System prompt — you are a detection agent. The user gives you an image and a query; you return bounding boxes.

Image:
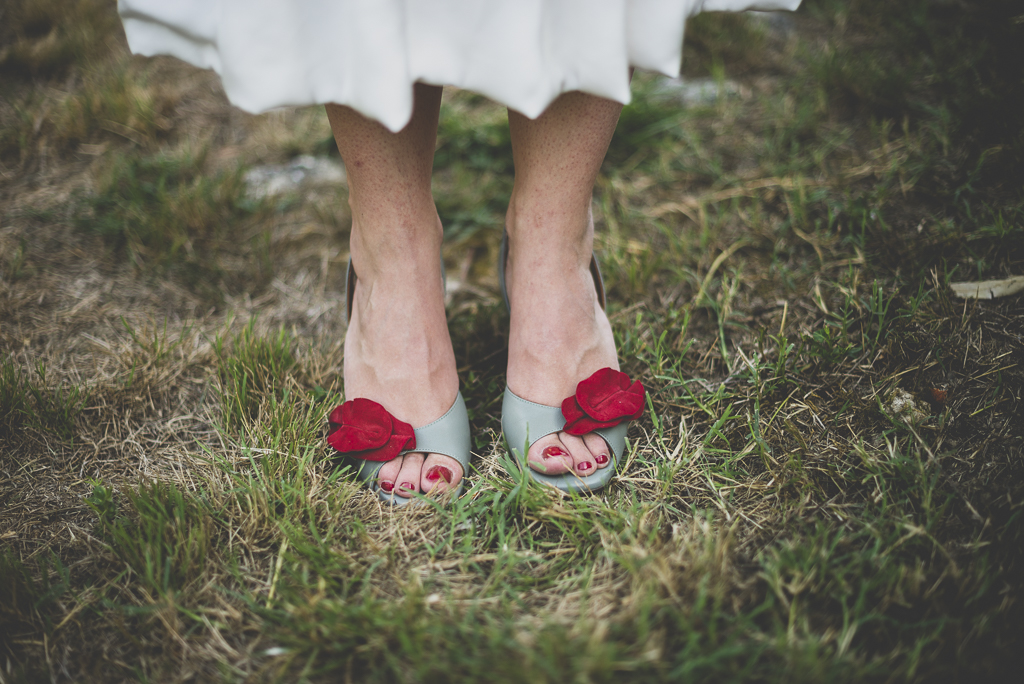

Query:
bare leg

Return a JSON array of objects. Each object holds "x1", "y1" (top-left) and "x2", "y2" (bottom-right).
[
  {"x1": 504, "y1": 91, "x2": 624, "y2": 477},
  {"x1": 326, "y1": 84, "x2": 462, "y2": 496}
]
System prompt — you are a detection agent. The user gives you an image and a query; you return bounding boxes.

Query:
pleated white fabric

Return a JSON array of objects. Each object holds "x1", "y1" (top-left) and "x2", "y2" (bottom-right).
[{"x1": 118, "y1": 0, "x2": 801, "y2": 132}]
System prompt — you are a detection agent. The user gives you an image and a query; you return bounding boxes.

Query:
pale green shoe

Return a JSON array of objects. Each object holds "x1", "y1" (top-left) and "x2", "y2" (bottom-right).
[
  {"x1": 501, "y1": 387, "x2": 626, "y2": 493},
  {"x1": 498, "y1": 232, "x2": 627, "y2": 493},
  {"x1": 346, "y1": 392, "x2": 471, "y2": 505},
  {"x1": 339, "y1": 259, "x2": 470, "y2": 506}
]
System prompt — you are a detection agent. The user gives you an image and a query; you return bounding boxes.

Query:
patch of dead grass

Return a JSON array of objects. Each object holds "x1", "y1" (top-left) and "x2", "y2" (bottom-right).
[{"x1": 1, "y1": 0, "x2": 1022, "y2": 681}]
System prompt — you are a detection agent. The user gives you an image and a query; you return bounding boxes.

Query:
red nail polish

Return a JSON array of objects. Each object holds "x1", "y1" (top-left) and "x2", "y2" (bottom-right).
[
  {"x1": 595, "y1": 453, "x2": 608, "y2": 465},
  {"x1": 380, "y1": 481, "x2": 394, "y2": 492},
  {"x1": 543, "y1": 446, "x2": 567, "y2": 459},
  {"x1": 578, "y1": 461, "x2": 593, "y2": 472},
  {"x1": 427, "y1": 466, "x2": 452, "y2": 483},
  {"x1": 400, "y1": 481, "x2": 415, "y2": 492}
]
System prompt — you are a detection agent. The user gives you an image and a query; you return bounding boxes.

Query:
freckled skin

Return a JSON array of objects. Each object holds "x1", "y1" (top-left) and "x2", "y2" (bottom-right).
[
  {"x1": 504, "y1": 93, "x2": 623, "y2": 476},
  {"x1": 325, "y1": 86, "x2": 624, "y2": 496},
  {"x1": 327, "y1": 85, "x2": 460, "y2": 497}
]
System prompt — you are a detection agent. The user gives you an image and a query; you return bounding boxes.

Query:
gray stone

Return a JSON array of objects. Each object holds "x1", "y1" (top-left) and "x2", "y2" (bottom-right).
[
  {"x1": 244, "y1": 155, "x2": 346, "y2": 199},
  {"x1": 747, "y1": 10, "x2": 798, "y2": 39},
  {"x1": 652, "y1": 77, "x2": 742, "y2": 106}
]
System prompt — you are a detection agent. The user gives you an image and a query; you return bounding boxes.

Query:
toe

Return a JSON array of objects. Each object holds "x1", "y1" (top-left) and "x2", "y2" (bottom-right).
[
  {"x1": 527, "y1": 434, "x2": 573, "y2": 475},
  {"x1": 559, "y1": 432, "x2": 597, "y2": 478},
  {"x1": 395, "y1": 452, "x2": 425, "y2": 497},
  {"x1": 377, "y1": 457, "x2": 403, "y2": 494},
  {"x1": 421, "y1": 454, "x2": 463, "y2": 494},
  {"x1": 582, "y1": 433, "x2": 612, "y2": 469}
]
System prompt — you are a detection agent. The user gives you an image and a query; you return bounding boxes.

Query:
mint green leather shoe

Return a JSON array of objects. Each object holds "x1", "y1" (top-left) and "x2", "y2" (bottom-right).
[
  {"x1": 501, "y1": 385, "x2": 626, "y2": 493},
  {"x1": 342, "y1": 392, "x2": 471, "y2": 505},
  {"x1": 331, "y1": 259, "x2": 471, "y2": 506},
  {"x1": 498, "y1": 232, "x2": 640, "y2": 494}
]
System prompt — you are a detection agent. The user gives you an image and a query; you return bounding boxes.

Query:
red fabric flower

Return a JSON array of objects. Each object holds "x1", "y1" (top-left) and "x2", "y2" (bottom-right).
[
  {"x1": 561, "y1": 367, "x2": 645, "y2": 436},
  {"x1": 327, "y1": 398, "x2": 415, "y2": 462}
]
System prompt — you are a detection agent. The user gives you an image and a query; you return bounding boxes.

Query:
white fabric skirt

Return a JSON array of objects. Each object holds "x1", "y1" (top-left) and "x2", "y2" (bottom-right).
[{"x1": 119, "y1": 0, "x2": 801, "y2": 132}]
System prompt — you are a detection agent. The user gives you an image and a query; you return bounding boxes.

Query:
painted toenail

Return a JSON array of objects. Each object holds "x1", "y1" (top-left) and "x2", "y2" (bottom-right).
[
  {"x1": 578, "y1": 461, "x2": 593, "y2": 472},
  {"x1": 380, "y1": 481, "x2": 394, "y2": 492},
  {"x1": 595, "y1": 453, "x2": 608, "y2": 465},
  {"x1": 543, "y1": 446, "x2": 567, "y2": 459},
  {"x1": 400, "y1": 481, "x2": 416, "y2": 492},
  {"x1": 426, "y1": 466, "x2": 452, "y2": 483}
]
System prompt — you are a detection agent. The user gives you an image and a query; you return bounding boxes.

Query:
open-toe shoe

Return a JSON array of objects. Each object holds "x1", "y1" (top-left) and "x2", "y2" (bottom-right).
[
  {"x1": 327, "y1": 260, "x2": 471, "y2": 506},
  {"x1": 498, "y1": 232, "x2": 644, "y2": 493}
]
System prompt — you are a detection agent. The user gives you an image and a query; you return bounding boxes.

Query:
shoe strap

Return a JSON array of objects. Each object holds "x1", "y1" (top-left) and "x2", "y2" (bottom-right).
[
  {"x1": 501, "y1": 386, "x2": 628, "y2": 493},
  {"x1": 502, "y1": 387, "x2": 629, "y2": 458},
  {"x1": 501, "y1": 388, "x2": 565, "y2": 448},
  {"x1": 402, "y1": 392, "x2": 471, "y2": 471},
  {"x1": 346, "y1": 258, "x2": 357, "y2": 322}
]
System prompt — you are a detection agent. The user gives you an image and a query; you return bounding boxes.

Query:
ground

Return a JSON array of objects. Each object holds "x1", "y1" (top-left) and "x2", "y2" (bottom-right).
[{"x1": 1, "y1": 0, "x2": 1023, "y2": 682}]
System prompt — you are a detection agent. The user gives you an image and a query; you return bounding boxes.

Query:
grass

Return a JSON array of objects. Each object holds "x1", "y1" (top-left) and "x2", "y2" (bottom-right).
[
  {"x1": 73, "y1": 148, "x2": 265, "y2": 297},
  {"x1": 213, "y1": 319, "x2": 300, "y2": 435},
  {"x1": 1, "y1": 0, "x2": 1023, "y2": 682},
  {"x1": 1, "y1": 356, "x2": 90, "y2": 441},
  {"x1": 86, "y1": 479, "x2": 215, "y2": 596},
  {"x1": 0, "y1": 0, "x2": 120, "y2": 79},
  {"x1": 433, "y1": 100, "x2": 514, "y2": 246},
  {"x1": 0, "y1": 0, "x2": 137, "y2": 159}
]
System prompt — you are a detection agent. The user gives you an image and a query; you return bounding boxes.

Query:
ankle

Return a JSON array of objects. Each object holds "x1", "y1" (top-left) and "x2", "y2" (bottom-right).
[
  {"x1": 350, "y1": 217, "x2": 443, "y2": 282},
  {"x1": 506, "y1": 182, "x2": 594, "y2": 237},
  {"x1": 504, "y1": 210, "x2": 594, "y2": 277}
]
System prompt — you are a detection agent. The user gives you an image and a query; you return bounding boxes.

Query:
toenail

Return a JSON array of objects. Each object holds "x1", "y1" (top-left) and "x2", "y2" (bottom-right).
[
  {"x1": 426, "y1": 466, "x2": 452, "y2": 483},
  {"x1": 595, "y1": 453, "x2": 609, "y2": 465},
  {"x1": 578, "y1": 461, "x2": 593, "y2": 472},
  {"x1": 543, "y1": 446, "x2": 567, "y2": 459},
  {"x1": 400, "y1": 481, "x2": 416, "y2": 492},
  {"x1": 380, "y1": 481, "x2": 394, "y2": 492}
]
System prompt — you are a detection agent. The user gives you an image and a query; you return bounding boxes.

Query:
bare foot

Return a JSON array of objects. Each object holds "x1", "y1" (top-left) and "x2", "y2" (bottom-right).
[
  {"x1": 503, "y1": 217, "x2": 619, "y2": 479},
  {"x1": 344, "y1": 255, "x2": 463, "y2": 497}
]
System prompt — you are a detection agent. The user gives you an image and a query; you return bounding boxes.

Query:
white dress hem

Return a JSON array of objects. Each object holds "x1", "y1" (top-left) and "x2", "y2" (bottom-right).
[{"x1": 118, "y1": 0, "x2": 801, "y2": 131}]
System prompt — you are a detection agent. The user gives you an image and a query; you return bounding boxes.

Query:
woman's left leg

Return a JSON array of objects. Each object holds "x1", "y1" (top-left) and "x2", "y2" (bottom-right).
[{"x1": 503, "y1": 91, "x2": 624, "y2": 478}]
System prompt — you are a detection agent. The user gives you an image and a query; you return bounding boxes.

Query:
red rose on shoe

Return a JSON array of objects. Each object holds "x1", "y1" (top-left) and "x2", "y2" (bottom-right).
[
  {"x1": 561, "y1": 367, "x2": 645, "y2": 436},
  {"x1": 327, "y1": 398, "x2": 415, "y2": 462}
]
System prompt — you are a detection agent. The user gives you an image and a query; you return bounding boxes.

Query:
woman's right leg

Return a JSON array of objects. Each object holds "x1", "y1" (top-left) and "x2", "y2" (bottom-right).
[{"x1": 326, "y1": 84, "x2": 463, "y2": 496}]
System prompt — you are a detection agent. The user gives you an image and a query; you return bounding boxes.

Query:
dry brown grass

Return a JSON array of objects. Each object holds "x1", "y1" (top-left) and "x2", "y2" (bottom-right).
[{"x1": 2, "y1": 1, "x2": 1023, "y2": 682}]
